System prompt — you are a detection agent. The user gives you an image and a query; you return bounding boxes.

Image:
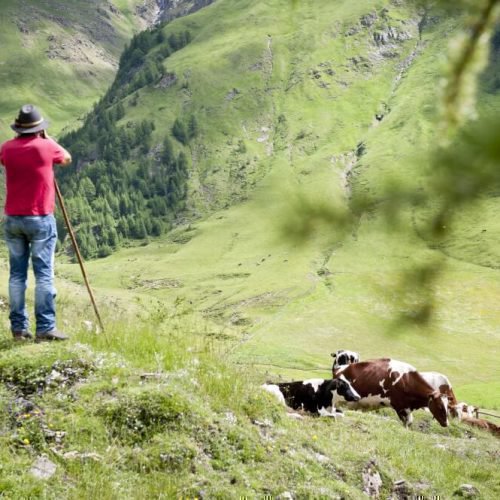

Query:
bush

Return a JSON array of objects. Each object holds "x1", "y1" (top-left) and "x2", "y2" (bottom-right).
[{"x1": 97, "y1": 387, "x2": 191, "y2": 444}]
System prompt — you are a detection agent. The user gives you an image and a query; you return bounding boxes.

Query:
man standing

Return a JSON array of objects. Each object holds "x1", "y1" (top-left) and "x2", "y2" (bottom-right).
[{"x1": 0, "y1": 105, "x2": 71, "y2": 342}]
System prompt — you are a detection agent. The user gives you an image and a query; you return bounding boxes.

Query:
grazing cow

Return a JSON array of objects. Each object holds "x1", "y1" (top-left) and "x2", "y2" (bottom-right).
[
  {"x1": 462, "y1": 416, "x2": 500, "y2": 438},
  {"x1": 420, "y1": 371, "x2": 459, "y2": 414},
  {"x1": 331, "y1": 349, "x2": 360, "y2": 371},
  {"x1": 450, "y1": 402, "x2": 476, "y2": 420},
  {"x1": 262, "y1": 377, "x2": 361, "y2": 416},
  {"x1": 334, "y1": 359, "x2": 449, "y2": 427},
  {"x1": 331, "y1": 355, "x2": 462, "y2": 421}
]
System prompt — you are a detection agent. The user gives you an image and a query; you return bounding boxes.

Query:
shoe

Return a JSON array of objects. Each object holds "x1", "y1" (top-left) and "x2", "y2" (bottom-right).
[
  {"x1": 35, "y1": 330, "x2": 69, "y2": 343},
  {"x1": 12, "y1": 330, "x2": 33, "y2": 341}
]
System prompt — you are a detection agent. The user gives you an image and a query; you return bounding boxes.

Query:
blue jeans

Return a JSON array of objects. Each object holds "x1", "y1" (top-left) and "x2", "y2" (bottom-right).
[{"x1": 4, "y1": 215, "x2": 57, "y2": 334}]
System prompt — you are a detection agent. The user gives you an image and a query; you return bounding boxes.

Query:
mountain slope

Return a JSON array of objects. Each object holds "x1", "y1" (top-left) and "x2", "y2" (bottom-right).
[
  {"x1": 0, "y1": 0, "x2": 215, "y2": 140},
  {"x1": 58, "y1": 0, "x2": 425, "y2": 255},
  {"x1": 51, "y1": 0, "x2": 500, "y2": 408},
  {"x1": 0, "y1": 0, "x2": 138, "y2": 140}
]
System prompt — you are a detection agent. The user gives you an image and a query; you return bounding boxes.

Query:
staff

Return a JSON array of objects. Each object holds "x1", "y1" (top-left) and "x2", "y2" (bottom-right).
[{"x1": 54, "y1": 179, "x2": 104, "y2": 333}]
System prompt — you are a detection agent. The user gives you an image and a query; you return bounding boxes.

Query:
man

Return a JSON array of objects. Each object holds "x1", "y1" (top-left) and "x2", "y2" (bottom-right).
[{"x1": 0, "y1": 104, "x2": 71, "y2": 342}]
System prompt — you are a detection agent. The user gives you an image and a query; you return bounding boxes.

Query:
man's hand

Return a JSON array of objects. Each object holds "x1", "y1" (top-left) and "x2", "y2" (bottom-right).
[
  {"x1": 41, "y1": 130, "x2": 72, "y2": 165},
  {"x1": 60, "y1": 151, "x2": 72, "y2": 166}
]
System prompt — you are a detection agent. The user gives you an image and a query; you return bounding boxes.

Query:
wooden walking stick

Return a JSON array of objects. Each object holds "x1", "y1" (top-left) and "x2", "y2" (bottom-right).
[{"x1": 54, "y1": 179, "x2": 105, "y2": 333}]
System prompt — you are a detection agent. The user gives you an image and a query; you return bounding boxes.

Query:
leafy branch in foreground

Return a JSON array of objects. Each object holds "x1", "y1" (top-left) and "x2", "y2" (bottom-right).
[{"x1": 439, "y1": 0, "x2": 500, "y2": 137}]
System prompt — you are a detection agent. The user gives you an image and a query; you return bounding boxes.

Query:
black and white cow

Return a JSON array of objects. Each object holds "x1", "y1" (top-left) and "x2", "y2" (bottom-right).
[
  {"x1": 262, "y1": 377, "x2": 361, "y2": 416},
  {"x1": 331, "y1": 349, "x2": 360, "y2": 370}
]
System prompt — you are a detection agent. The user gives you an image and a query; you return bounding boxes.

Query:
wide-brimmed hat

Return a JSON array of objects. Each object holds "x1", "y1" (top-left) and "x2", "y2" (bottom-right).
[{"x1": 11, "y1": 104, "x2": 49, "y2": 134}]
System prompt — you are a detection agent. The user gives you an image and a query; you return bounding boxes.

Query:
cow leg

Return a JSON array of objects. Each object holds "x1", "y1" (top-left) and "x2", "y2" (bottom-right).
[
  {"x1": 396, "y1": 408, "x2": 413, "y2": 428},
  {"x1": 318, "y1": 407, "x2": 344, "y2": 418}
]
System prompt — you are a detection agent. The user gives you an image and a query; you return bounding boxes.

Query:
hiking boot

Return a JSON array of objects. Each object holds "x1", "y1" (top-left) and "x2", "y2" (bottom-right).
[
  {"x1": 35, "y1": 330, "x2": 69, "y2": 343},
  {"x1": 12, "y1": 330, "x2": 33, "y2": 341}
]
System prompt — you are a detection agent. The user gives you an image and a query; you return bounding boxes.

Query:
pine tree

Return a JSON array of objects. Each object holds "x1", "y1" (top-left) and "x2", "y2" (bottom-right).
[
  {"x1": 151, "y1": 219, "x2": 163, "y2": 236},
  {"x1": 161, "y1": 137, "x2": 175, "y2": 165},
  {"x1": 177, "y1": 151, "x2": 189, "y2": 180},
  {"x1": 115, "y1": 102, "x2": 125, "y2": 120},
  {"x1": 188, "y1": 115, "x2": 199, "y2": 140},
  {"x1": 98, "y1": 244, "x2": 113, "y2": 258},
  {"x1": 168, "y1": 33, "x2": 180, "y2": 50},
  {"x1": 117, "y1": 217, "x2": 129, "y2": 238},
  {"x1": 79, "y1": 177, "x2": 96, "y2": 201},
  {"x1": 172, "y1": 118, "x2": 188, "y2": 144}
]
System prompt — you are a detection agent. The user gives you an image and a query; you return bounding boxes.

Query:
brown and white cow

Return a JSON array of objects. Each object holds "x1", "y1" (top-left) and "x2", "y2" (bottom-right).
[
  {"x1": 461, "y1": 416, "x2": 500, "y2": 438},
  {"x1": 262, "y1": 377, "x2": 361, "y2": 416},
  {"x1": 420, "y1": 371, "x2": 461, "y2": 415},
  {"x1": 450, "y1": 402, "x2": 476, "y2": 420},
  {"x1": 331, "y1": 352, "x2": 463, "y2": 421},
  {"x1": 334, "y1": 359, "x2": 449, "y2": 427}
]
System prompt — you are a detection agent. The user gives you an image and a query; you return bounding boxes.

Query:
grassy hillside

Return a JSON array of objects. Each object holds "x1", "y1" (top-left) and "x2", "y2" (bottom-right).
[
  {"x1": 44, "y1": 0, "x2": 498, "y2": 405},
  {"x1": 0, "y1": 297, "x2": 498, "y2": 498},
  {"x1": 0, "y1": 0, "x2": 151, "y2": 141},
  {"x1": 0, "y1": 0, "x2": 209, "y2": 141}
]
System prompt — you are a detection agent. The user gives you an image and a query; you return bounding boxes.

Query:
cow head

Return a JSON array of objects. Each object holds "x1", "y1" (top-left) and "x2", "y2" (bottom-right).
[
  {"x1": 449, "y1": 402, "x2": 475, "y2": 420},
  {"x1": 336, "y1": 375, "x2": 361, "y2": 402},
  {"x1": 428, "y1": 392, "x2": 449, "y2": 427},
  {"x1": 331, "y1": 349, "x2": 360, "y2": 373}
]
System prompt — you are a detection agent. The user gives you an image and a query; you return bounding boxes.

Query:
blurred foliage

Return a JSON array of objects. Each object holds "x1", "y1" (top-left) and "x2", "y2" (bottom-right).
[
  {"x1": 438, "y1": 0, "x2": 499, "y2": 136},
  {"x1": 286, "y1": 0, "x2": 500, "y2": 327}
]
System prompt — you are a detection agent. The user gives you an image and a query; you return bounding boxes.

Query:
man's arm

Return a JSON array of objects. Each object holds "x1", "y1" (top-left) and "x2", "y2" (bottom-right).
[
  {"x1": 58, "y1": 148, "x2": 72, "y2": 166},
  {"x1": 43, "y1": 132, "x2": 72, "y2": 166}
]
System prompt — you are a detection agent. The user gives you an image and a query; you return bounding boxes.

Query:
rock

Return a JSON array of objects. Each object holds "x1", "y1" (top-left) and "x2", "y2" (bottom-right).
[
  {"x1": 374, "y1": 27, "x2": 412, "y2": 45},
  {"x1": 249, "y1": 61, "x2": 263, "y2": 71},
  {"x1": 46, "y1": 369, "x2": 63, "y2": 386},
  {"x1": 252, "y1": 418, "x2": 273, "y2": 428},
  {"x1": 155, "y1": 72, "x2": 177, "y2": 89},
  {"x1": 277, "y1": 492, "x2": 294, "y2": 500},
  {"x1": 350, "y1": 56, "x2": 371, "y2": 70},
  {"x1": 30, "y1": 456, "x2": 57, "y2": 480},
  {"x1": 391, "y1": 479, "x2": 412, "y2": 499},
  {"x1": 83, "y1": 320, "x2": 94, "y2": 332},
  {"x1": 362, "y1": 460, "x2": 382, "y2": 498},
  {"x1": 225, "y1": 88, "x2": 240, "y2": 101},
  {"x1": 223, "y1": 411, "x2": 237, "y2": 425},
  {"x1": 374, "y1": 31, "x2": 390, "y2": 45},
  {"x1": 346, "y1": 25, "x2": 361, "y2": 36},
  {"x1": 42, "y1": 427, "x2": 66, "y2": 444},
  {"x1": 63, "y1": 451, "x2": 103, "y2": 462},
  {"x1": 454, "y1": 484, "x2": 480, "y2": 498},
  {"x1": 360, "y1": 12, "x2": 378, "y2": 27},
  {"x1": 314, "y1": 452, "x2": 329, "y2": 463}
]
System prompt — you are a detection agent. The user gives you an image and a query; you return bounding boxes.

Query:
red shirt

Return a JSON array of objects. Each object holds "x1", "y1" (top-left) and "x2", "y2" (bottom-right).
[{"x1": 0, "y1": 135, "x2": 66, "y2": 215}]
